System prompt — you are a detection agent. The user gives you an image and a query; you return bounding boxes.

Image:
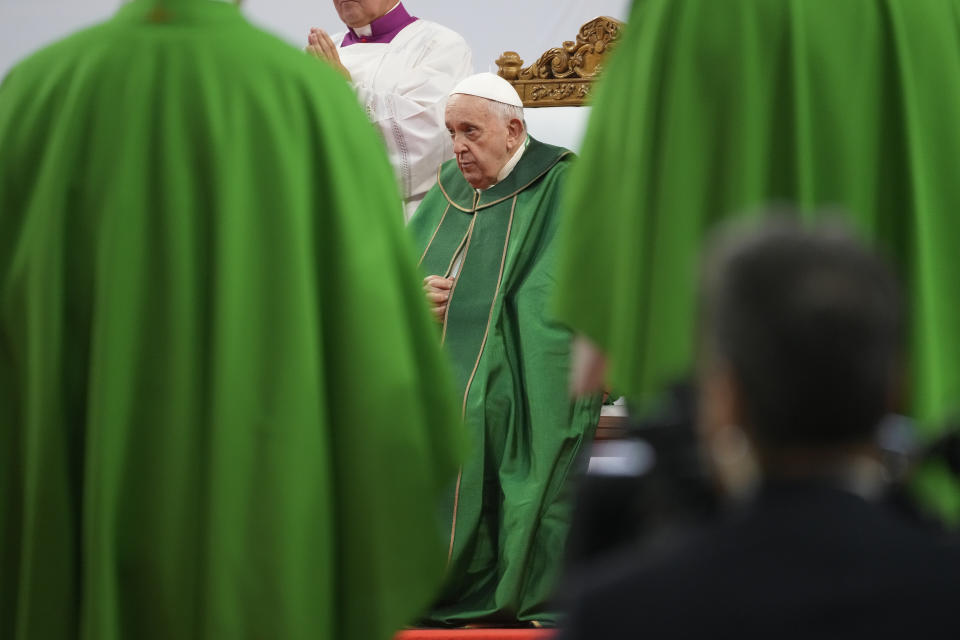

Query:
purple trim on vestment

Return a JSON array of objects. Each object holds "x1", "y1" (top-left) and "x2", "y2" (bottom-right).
[{"x1": 341, "y1": 3, "x2": 418, "y2": 46}]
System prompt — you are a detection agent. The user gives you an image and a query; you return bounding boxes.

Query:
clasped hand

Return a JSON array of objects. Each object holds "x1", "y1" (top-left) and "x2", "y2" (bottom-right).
[
  {"x1": 306, "y1": 28, "x2": 352, "y2": 81},
  {"x1": 424, "y1": 275, "x2": 454, "y2": 322}
]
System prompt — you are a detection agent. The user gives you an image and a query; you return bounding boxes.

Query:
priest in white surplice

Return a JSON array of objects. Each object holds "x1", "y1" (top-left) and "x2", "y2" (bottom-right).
[{"x1": 308, "y1": 1, "x2": 473, "y2": 219}]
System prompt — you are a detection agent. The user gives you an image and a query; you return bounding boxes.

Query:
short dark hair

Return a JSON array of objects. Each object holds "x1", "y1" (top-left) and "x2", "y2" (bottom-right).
[{"x1": 700, "y1": 216, "x2": 904, "y2": 447}]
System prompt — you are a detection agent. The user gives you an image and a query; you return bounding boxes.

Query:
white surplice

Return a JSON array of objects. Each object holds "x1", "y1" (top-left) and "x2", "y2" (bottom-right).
[{"x1": 335, "y1": 21, "x2": 473, "y2": 220}]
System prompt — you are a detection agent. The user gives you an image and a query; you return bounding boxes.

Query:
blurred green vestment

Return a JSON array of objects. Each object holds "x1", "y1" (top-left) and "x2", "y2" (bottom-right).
[
  {"x1": 554, "y1": 0, "x2": 960, "y2": 519},
  {"x1": 410, "y1": 137, "x2": 601, "y2": 626},
  {"x1": 0, "y1": 1, "x2": 463, "y2": 638}
]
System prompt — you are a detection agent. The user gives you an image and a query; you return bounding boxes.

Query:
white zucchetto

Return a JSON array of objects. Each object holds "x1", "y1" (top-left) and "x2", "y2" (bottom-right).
[{"x1": 450, "y1": 72, "x2": 523, "y2": 107}]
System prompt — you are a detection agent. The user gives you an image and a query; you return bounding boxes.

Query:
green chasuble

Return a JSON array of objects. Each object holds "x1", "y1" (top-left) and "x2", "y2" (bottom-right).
[
  {"x1": 0, "y1": 1, "x2": 464, "y2": 638},
  {"x1": 554, "y1": 0, "x2": 960, "y2": 520},
  {"x1": 409, "y1": 137, "x2": 601, "y2": 626}
]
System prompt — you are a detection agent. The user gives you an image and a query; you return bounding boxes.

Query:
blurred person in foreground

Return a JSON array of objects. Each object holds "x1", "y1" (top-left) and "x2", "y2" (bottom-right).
[
  {"x1": 561, "y1": 219, "x2": 960, "y2": 640},
  {"x1": 307, "y1": 0, "x2": 473, "y2": 220},
  {"x1": 555, "y1": 0, "x2": 960, "y2": 520},
  {"x1": 0, "y1": 1, "x2": 463, "y2": 638},
  {"x1": 410, "y1": 73, "x2": 602, "y2": 627}
]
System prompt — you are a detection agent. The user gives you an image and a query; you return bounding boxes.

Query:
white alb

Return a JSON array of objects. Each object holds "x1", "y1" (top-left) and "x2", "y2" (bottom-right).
[{"x1": 335, "y1": 20, "x2": 473, "y2": 220}]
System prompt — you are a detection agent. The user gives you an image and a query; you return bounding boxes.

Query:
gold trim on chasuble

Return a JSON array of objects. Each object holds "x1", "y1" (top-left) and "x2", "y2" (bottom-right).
[
  {"x1": 436, "y1": 152, "x2": 572, "y2": 213},
  {"x1": 439, "y1": 217, "x2": 475, "y2": 345},
  {"x1": 418, "y1": 203, "x2": 452, "y2": 265},
  {"x1": 423, "y1": 142, "x2": 570, "y2": 563},
  {"x1": 439, "y1": 192, "x2": 480, "y2": 343},
  {"x1": 445, "y1": 195, "x2": 518, "y2": 562}
]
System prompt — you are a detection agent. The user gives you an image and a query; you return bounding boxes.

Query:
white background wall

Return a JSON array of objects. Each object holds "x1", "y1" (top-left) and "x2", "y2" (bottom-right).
[{"x1": 0, "y1": 0, "x2": 632, "y2": 149}]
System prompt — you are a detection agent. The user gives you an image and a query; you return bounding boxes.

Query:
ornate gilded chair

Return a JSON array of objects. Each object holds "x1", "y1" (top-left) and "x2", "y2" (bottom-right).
[{"x1": 495, "y1": 16, "x2": 623, "y2": 108}]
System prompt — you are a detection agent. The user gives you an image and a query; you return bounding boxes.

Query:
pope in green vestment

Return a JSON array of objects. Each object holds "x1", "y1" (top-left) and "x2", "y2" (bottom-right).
[
  {"x1": 0, "y1": 1, "x2": 464, "y2": 638},
  {"x1": 409, "y1": 73, "x2": 601, "y2": 626},
  {"x1": 554, "y1": 0, "x2": 960, "y2": 521}
]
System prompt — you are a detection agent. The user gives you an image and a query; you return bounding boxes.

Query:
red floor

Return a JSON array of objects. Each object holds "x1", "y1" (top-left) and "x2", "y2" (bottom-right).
[{"x1": 395, "y1": 630, "x2": 556, "y2": 640}]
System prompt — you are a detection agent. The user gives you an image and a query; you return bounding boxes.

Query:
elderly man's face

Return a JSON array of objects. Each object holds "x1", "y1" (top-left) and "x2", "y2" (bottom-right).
[
  {"x1": 446, "y1": 94, "x2": 524, "y2": 190},
  {"x1": 332, "y1": 0, "x2": 395, "y2": 28}
]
